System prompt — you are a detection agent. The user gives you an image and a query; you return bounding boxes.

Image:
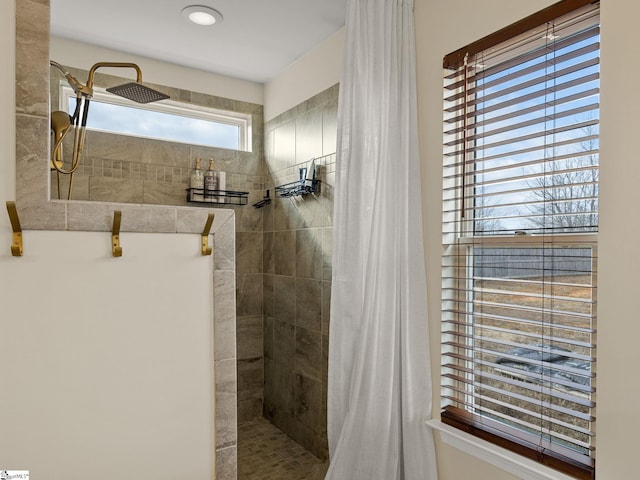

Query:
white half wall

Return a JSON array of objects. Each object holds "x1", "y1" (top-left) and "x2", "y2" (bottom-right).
[{"x1": 0, "y1": 231, "x2": 215, "y2": 480}]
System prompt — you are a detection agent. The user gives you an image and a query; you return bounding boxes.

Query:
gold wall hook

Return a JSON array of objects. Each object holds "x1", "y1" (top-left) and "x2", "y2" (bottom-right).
[
  {"x1": 201, "y1": 212, "x2": 215, "y2": 256},
  {"x1": 112, "y1": 210, "x2": 122, "y2": 257},
  {"x1": 6, "y1": 201, "x2": 23, "y2": 256}
]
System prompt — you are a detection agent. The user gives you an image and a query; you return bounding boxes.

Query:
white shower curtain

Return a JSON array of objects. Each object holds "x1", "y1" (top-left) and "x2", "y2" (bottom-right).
[{"x1": 326, "y1": 0, "x2": 438, "y2": 479}]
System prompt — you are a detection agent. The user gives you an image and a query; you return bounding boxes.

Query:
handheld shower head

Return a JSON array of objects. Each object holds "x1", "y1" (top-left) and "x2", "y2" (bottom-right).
[{"x1": 106, "y1": 82, "x2": 169, "y2": 104}]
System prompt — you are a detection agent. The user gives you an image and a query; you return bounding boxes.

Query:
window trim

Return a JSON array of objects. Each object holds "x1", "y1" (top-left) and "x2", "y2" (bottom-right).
[
  {"x1": 59, "y1": 83, "x2": 253, "y2": 152},
  {"x1": 428, "y1": 420, "x2": 580, "y2": 480},
  {"x1": 443, "y1": 0, "x2": 599, "y2": 70}
]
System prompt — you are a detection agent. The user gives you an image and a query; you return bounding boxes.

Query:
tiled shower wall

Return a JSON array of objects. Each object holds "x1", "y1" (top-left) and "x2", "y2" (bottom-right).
[
  {"x1": 262, "y1": 84, "x2": 338, "y2": 459},
  {"x1": 47, "y1": 53, "x2": 339, "y2": 460},
  {"x1": 49, "y1": 66, "x2": 264, "y2": 207}
]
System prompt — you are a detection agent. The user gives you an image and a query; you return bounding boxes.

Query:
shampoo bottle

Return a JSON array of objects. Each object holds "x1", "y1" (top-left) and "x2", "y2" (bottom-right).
[
  {"x1": 204, "y1": 158, "x2": 218, "y2": 202},
  {"x1": 190, "y1": 157, "x2": 204, "y2": 201},
  {"x1": 216, "y1": 171, "x2": 226, "y2": 203}
]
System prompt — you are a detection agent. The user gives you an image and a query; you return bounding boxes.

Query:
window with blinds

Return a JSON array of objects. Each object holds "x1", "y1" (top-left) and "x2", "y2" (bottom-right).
[{"x1": 440, "y1": 1, "x2": 599, "y2": 479}]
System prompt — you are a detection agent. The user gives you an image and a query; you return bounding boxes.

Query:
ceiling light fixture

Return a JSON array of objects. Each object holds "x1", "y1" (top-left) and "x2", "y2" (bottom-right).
[{"x1": 182, "y1": 5, "x2": 223, "y2": 26}]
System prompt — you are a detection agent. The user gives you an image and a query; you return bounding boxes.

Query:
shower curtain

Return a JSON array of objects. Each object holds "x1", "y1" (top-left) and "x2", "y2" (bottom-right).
[{"x1": 325, "y1": 0, "x2": 438, "y2": 479}]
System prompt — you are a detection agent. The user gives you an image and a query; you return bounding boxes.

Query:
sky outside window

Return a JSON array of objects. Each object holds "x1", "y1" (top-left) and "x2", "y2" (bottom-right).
[{"x1": 65, "y1": 92, "x2": 247, "y2": 151}]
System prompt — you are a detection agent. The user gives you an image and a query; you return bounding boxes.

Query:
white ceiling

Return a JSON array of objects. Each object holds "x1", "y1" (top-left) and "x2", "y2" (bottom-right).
[{"x1": 50, "y1": 0, "x2": 348, "y2": 84}]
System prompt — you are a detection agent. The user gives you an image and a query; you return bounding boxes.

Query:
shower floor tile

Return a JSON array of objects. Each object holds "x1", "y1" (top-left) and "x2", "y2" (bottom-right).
[{"x1": 238, "y1": 416, "x2": 328, "y2": 480}]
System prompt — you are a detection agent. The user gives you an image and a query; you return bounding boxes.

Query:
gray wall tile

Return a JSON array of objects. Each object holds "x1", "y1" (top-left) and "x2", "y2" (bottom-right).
[
  {"x1": 296, "y1": 278, "x2": 322, "y2": 331},
  {"x1": 322, "y1": 281, "x2": 332, "y2": 335},
  {"x1": 273, "y1": 320, "x2": 296, "y2": 365},
  {"x1": 236, "y1": 231, "x2": 263, "y2": 274},
  {"x1": 263, "y1": 232, "x2": 274, "y2": 274},
  {"x1": 215, "y1": 445, "x2": 237, "y2": 480},
  {"x1": 295, "y1": 327, "x2": 322, "y2": 381},
  {"x1": 294, "y1": 374, "x2": 323, "y2": 433},
  {"x1": 236, "y1": 273, "x2": 263, "y2": 316},
  {"x1": 262, "y1": 85, "x2": 338, "y2": 459},
  {"x1": 263, "y1": 275, "x2": 274, "y2": 318},
  {"x1": 296, "y1": 228, "x2": 323, "y2": 279},
  {"x1": 273, "y1": 276, "x2": 296, "y2": 324},
  {"x1": 237, "y1": 316, "x2": 264, "y2": 360},
  {"x1": 273, "y1": 230, "x2": 296, "y2": 276},
  {"x1": 215, "y1": 270, "x2": 237, "y2": 361},
  {"x1": 215, "y1": 358, "x2": 238, "y2": 450},
  {"x1": 237, "y1": 357, "x2": 264, "y2": 400}
]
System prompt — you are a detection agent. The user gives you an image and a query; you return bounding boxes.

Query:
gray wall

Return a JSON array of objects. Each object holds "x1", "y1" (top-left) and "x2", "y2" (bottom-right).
[{"x1": 261, "y1": 84, "x2": 338, "y2": 459}]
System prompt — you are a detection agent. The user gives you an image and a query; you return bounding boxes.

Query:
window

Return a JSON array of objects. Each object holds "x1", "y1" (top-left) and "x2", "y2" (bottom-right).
[
  {"x1": 60, "y1": 85, "x2": 252, "y2": 152},
  {"x1": 440, "y1": 1, "x2": 599, "y2": 479}
]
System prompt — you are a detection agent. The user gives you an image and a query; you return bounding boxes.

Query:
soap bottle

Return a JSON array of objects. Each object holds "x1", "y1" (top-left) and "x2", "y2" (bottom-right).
[
  {"x1": 190, "y1": 157, "x2": 204, "y2": 201},
  {"x1": 216, "y1": 170, "x2": 226, "y2": 203},
  {"x1": 204, "y1": 158, "x2": 218, "y2": 202}
]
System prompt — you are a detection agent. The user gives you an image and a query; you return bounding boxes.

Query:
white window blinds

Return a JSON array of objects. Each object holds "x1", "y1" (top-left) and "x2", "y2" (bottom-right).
[{"x1": 440, "y1": 2, "x2": 599, "y2": 478}]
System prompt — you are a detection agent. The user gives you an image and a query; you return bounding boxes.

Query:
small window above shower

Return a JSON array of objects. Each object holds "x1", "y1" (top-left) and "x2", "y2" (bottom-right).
[{"x1": 58, "y1": 83, "x2": 253, "y2": 152}]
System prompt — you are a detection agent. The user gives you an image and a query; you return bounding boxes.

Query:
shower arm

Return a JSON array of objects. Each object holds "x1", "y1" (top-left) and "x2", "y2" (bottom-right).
[
  {"x1": 86, "y1": 62, "x2": 143, "y2": 93},
  {"x1": 50, "y1": 61, "x2": 144, "y2": 106}
]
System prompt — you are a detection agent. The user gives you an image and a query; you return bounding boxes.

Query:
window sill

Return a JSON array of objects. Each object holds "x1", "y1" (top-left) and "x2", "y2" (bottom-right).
[{"x1": 426, "y1": 420, "x2": 578, "y2": 480}]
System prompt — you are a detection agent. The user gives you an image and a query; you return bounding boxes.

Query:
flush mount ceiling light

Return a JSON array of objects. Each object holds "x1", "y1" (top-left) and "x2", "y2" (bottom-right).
[{"x1": 182, "y1": 5, "x2": 223, "y2": 26}]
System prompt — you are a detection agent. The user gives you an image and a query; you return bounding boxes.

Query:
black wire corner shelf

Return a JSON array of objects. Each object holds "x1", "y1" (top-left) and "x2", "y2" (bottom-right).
[
  {"x1": 275, "y1": 179, "x2": 321, "y2": 198},
  {"x1": 186, "y1": 188, "x2": 248, "y2": 206}
]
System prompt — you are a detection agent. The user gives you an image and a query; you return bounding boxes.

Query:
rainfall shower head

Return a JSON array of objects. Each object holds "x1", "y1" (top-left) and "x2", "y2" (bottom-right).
[
  {"x1": 106, "y1": 82, "x2": 169, "y2": 104},
  {"x1": 86, "y1": 62, "x2": 169, "y2": 104}
]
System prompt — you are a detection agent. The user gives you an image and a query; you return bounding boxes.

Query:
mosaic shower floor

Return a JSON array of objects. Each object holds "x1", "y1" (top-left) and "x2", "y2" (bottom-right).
[{"x1": 238, "y1": 417, "x2": 328, "y2": 480}]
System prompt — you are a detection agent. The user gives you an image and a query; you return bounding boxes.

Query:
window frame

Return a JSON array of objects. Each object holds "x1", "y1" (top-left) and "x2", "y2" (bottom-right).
[
  {"x1": 440, "y1": 2, "x2": 599, "y2": 479},
  {"x1": 58, "y1": 83, "x2": 253, "y2": 152}
]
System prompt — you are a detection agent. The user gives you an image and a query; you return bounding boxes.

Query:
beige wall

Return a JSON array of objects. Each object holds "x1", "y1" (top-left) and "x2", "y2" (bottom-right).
[
  {"x1": 595, "y1": 1, "x2": 640, "y2": 477},
  {"x1": 51, "y1": 36, "x2": 264, "y2": 105},
  {"x1": 264, "y1": 28, "x2": 344, "y2": 122}
]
